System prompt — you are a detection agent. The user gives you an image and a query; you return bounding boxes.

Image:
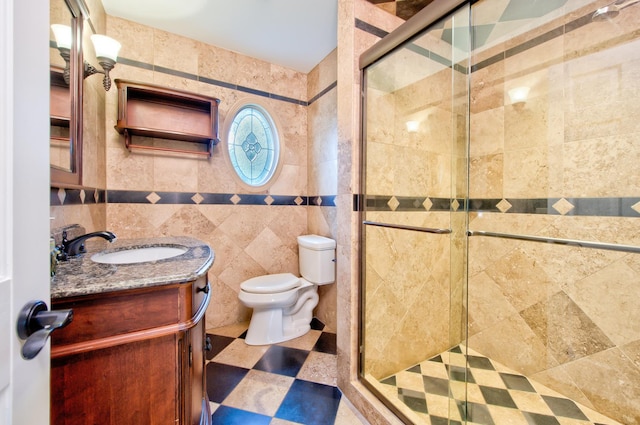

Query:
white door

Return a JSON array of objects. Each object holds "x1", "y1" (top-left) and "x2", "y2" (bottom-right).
[{"x1": 0, "y1": 0, "x2": 51, "y2": 424}]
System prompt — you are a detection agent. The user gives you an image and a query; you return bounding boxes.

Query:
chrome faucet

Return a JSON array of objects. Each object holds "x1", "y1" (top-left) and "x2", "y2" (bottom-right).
[{"x1": 58, "y1": 230, "x2": 117, "y2": 260}]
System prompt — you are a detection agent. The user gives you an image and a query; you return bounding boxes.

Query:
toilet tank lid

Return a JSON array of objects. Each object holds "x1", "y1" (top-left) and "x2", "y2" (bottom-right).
[
  {"x1": 297, "y1": 234, "x2": 336, "y2": 250},
  {"x1": 240, "y1": 273, "x2": 300, "y2": 294}
]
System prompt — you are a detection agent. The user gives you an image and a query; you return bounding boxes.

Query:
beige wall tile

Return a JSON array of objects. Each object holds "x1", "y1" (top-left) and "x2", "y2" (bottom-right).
[{"x1": 563, "y1": 347, "x2": 640, "y2": 424}]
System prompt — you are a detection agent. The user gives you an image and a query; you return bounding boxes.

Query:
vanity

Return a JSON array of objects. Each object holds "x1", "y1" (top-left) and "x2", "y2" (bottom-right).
[{"x1": 50, "y1": 236, "x2": 214, "y2": 425}]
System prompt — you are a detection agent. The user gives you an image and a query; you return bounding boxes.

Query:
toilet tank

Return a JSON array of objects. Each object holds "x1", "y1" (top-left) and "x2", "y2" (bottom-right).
[{"x1": 297, "y1": 235, "x2": 336, "y2": 285}]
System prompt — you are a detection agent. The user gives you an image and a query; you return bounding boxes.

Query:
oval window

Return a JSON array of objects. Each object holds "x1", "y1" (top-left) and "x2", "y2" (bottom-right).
[{"x1": 227, "y1": 104, "x2": 280, "y2": 188}]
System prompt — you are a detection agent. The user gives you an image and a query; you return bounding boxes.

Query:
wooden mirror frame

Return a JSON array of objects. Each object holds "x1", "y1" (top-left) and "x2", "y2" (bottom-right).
[{"x1": 50, "y1": 0, "x2": 88, "y2": 187}]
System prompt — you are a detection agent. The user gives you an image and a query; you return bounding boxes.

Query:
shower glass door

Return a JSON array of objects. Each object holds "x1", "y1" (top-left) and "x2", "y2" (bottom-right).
[
  {"x1": 360, "y1": 5, "x2": 471, "y2": 423},
  {"x1": 360, "y1": 0, "x2": 640, "y2": 424}
]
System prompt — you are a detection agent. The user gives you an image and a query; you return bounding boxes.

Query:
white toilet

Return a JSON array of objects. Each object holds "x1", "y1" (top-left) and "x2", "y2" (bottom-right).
[{"x1": 238, "y1": 234, "x2": 336, "y2": 345}]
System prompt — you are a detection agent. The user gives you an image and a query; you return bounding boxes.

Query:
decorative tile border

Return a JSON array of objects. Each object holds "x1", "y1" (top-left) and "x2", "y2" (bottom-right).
[
  {"x1": 358, "y1": 195, "x2": 640, "y2": 218},
  {"x1": 355, "y1": 18, "x2": 390, "y2": 39},
  {"x1": 50, "y1": 187, "x2": 106, "y2": 206},
  {"x1": 117, "y1": 58, "x2": 336, "y2": 107},
  {"x1": 50, "y1": 187, "x2": 336, "y2": 207}
]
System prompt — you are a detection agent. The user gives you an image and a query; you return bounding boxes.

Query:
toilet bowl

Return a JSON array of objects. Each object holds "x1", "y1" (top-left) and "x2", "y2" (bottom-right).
[{"x1": 238, "y1": 235, "x2": 336, "y2": 345}]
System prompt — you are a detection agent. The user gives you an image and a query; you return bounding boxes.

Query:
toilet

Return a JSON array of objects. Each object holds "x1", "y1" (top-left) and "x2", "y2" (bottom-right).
[{"x1": 238, "y1": 234, "x2": 336, "y2": 345}]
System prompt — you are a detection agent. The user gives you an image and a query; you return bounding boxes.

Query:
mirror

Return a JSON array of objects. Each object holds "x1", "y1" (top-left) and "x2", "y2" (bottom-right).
[{"x1": 50, "y1": 0, "x2": 87, "y2": 186}]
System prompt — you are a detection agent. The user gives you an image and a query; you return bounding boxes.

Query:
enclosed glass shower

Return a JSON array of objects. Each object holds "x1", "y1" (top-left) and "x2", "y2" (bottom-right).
[{"x1": 359, "y1": 1, "x2": 640, "y2": 424}]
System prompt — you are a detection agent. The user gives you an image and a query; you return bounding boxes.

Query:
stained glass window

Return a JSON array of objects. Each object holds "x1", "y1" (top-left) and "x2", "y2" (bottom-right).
[{"x1": 227, "y1": 105, "x2": 279, "y2": 187}]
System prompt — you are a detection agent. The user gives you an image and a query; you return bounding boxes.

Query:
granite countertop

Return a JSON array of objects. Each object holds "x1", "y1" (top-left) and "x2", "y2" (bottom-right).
[{"x1": 51, "y1": 236, "x2": 214, "y2": 299}]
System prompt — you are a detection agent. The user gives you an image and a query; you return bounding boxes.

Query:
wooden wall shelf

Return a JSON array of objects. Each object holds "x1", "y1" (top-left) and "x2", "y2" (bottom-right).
[{"x1": 114, "y1": 79, "x2": 220, "y2": 157}]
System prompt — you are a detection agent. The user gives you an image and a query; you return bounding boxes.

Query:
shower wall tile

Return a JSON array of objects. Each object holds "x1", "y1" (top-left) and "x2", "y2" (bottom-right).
[
  {"x1": 470, "y1": 107, "x2": 504, "y2": 157},
  {"x1": 563, "y1": 135, "x2": 640, "y2": 197},
  {"x1": 467, "y1": 271, "x2": 519, "y2": 335},
  {"x1": 362, "y1": 217, "x2": 452, "y2": 379},
  {"x1": 563, "y1": 258, "x2": 640, "y2": 347},
  {"x1": 364, "y1": 141, "x2": 395, "y2": 195},
  {"x1": 468, "y1": 224, "x2": 640, "y2": 425},
  {"x1": 469, "y1": 153, "x2": 503, "y2": 199},
  {"x1": 470, "y1": 61, "x2": 504, "y2": 114},
  {"x1": 484, "y1": 247, "x2": 560, "y2": 312},
  {"x1": 503, "y1": 147, "x2": 551, "y2": 198},
  {"x1": 520, "y1": 291, "x2": 615, "y2": 364},
  {"x1": 468, "y1": 312, "x2": 560, "y2": 377},
  {"x1": 621, "y1": 339, "x2": 640, "y2": 370},
  {"x1": 528, "y1": 366, "x2": 596, "y2": 411},
  {"x1": 504, "y1": 36, "x2": 564, "y2": 81},
  {"x1": 564, "y1": 3, "x2": 640, "y2": 62},
  {"x1": 560, "y1": 347, "x2": 640, "y2": 425}
]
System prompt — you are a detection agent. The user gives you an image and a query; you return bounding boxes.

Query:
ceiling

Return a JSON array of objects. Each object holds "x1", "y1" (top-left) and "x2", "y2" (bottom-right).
[
  {"x1": 100, "y1": 0, "x2": 432, "y2": 74},
  {"x1": 101, "y1": 0, "x2": 340, "y2": 74}
]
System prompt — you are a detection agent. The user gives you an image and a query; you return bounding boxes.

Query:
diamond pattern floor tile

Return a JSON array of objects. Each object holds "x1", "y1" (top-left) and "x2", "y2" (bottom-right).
[
  {"x1": 376, "y1": 345, "x2": 624, "y2": 425},
  {"x1": 206, "y1": 320, "x2": 366, "y2": 425}
]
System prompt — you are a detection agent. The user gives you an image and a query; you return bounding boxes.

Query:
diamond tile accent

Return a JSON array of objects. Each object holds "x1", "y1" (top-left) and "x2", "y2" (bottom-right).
[
  {"x1": 79, "y1": 190, "x2": 86, "y2": 204},
  {"x1": 496, "y1": 199, "x2": 512, "y2": 213},
  {"x1": 423, "y1": 197, "x2": 433, "y2": 211},
  {"x1": 146, "y1": 192, "x2": 161, "y2": 204},
  {"x1": 632, "y1": 201, "x2": 640, "y2": 214},
  {"x1": 57, "y1": 187, "x2": 66, "y2": 204},
  {"x1": 93, "y1": 189, "x2": 99, "y2": 203},
  {"x1": 191, "y1": 193, "x2": 204, "y2": 204},
  {"x1": 388, "y1": 196, "x2": 400, "y2": 211},
  {"x1": 264, "y1": 195, "x2": 274, "y2": 205},
  {"x1": 230, "y1": 194, "x2": 241, "y2": 205},
  {"x1": 552, "y1": 198, "x2": 575, "y2": 215},
  {"x1": 316, "y1": 197, "x2": 323, "y2": 206},
  {"x1": 451, "y1": 199, "x2": 460, "y2": 211},
  {"x1": 294, "y1": 196, "x2": 304, "y2": 205}
]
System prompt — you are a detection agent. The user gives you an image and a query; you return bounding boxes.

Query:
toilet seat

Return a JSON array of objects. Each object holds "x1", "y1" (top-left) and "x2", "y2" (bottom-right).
[{"x1": 240, "y1": 273, "x2": 300, "y2": 294}]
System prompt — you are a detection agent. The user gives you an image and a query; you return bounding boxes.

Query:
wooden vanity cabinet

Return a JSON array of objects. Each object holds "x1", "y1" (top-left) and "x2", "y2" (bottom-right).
[{"x1": 50, "y1": 276, "x2": 212, "y2": 425}]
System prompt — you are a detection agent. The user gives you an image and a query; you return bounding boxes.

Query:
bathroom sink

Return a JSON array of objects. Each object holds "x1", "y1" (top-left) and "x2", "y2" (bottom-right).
[{"x1": 91, "y1": 245, "x2": 188, "y2": 264}]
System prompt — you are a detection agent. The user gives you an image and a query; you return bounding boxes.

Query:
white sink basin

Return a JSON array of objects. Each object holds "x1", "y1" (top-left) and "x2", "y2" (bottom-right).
[{"x1": 91, "y1": 246, "x2": 188, "y2": 264}]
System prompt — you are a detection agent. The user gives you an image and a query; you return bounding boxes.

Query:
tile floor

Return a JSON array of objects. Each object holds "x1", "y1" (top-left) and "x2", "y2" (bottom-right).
[
  {"x1": 207, "y1": 321, "x2": 625, "y2": 425},
  {"x1": 370, "y1": 345, "x2": 623, "y2": 425},
  {"x1": 206, "y1": 319, "x2": 369, "y2": 425}
]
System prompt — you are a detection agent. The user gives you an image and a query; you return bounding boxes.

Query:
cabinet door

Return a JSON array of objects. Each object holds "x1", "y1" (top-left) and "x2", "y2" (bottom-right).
[{"x1": 52, "y1": 335, "x2": 179, "y2": 424}]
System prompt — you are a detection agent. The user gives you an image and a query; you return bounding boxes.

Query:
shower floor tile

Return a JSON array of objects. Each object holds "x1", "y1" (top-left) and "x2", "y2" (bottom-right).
[{"x1": 376, "y1": 345, "x2": 623, "y2": 425}]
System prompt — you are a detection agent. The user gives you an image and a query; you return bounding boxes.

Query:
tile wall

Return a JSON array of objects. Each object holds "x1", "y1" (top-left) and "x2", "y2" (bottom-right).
[
  {"x1": 50, "y1": 1, "x2": 340, "y2": 331},
  {"x1": 357, "y1": 0, "x2": 640, "y2": 423},
  {"x1": 334, "y1": 1, "x2": 409, "y2": 424},
  {"x1": 466, "y1": 1, "x2": 640, "y2": 422}
]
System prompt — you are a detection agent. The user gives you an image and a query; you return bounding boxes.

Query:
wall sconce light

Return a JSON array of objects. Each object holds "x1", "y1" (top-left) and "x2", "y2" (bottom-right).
[
  {"x1": 406, "y1": 120, "x2": 420, "y2": 133},
  {"x1": 51, "y1": 24, "x2": 121, "y2": 91},
  {"x1": 508, "y1": 86, "x2": 530, "y2": 105}
]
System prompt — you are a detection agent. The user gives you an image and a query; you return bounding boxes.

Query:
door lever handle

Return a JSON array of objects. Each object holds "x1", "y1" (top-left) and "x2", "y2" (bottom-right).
[{"x1": 16, "y1": 300, "x2": 73, "y2": 360}]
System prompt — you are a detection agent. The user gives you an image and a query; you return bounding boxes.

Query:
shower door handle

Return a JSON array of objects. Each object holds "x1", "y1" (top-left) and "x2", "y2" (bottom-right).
[{"x1": 363, "y1": 220, "x2": 451, "y2": 234}]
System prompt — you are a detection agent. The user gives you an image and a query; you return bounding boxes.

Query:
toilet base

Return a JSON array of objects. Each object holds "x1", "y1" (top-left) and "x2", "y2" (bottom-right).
[
  {"x1": 243, "y1": 286, "x2": 318, "y2": 346},
  {"x1": 244, "y1": 313, "x2": 311, "y2": 345}
]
